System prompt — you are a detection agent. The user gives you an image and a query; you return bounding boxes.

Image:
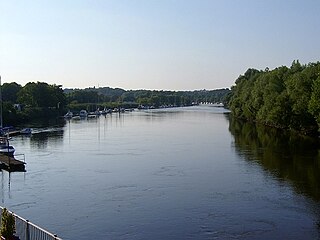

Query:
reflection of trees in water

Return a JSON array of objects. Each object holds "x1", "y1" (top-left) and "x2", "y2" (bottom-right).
[
  {"x1": 30, "y1": 130, "x2": 64, "y2": 149},
  {"x1": 25, "y1": 118, "x2": 66, "y2": 149},
  {"x1": 229, "y1": 117, "x2": 320, "y2": 201},
  {"x1": 21, "y1": 117, "x2": 66, "y2": 129}
]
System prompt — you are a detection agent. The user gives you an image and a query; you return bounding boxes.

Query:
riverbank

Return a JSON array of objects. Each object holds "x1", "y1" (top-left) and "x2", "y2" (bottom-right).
[{"x1": 226, "y1": 61, "x2": 320, "y2": 137}]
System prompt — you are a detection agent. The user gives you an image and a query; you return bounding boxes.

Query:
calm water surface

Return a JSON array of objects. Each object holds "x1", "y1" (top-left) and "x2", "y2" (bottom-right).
[{"x1": 1, "y1": 106, "x2": 320, "y2": 239}]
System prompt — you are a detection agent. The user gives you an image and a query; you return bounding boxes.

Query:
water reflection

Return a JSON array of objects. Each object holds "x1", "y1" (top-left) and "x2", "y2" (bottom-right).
[
  {"x1": 0, "y1": 171, "x2": 14, "y2": 204},
  {"x1": 19, "y1": 117, "x2": 66, "y2": 129},
  {"x1": 229, "y1": 117, "x2": 320, "y2": 201},
  {"x1": 136, "y1": 106, "x2": 227, "y2": 123},
  {"x1": 30, "y1": 129, "x2": 64, "y2": 149}
]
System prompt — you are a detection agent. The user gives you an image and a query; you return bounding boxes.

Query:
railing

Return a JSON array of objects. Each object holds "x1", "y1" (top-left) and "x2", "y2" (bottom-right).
[{"x1": 0, "y1": 207, "x2": 62, "y2": 240}]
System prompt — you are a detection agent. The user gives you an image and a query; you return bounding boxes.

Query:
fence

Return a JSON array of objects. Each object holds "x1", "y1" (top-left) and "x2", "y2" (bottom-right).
[{"x1": 0, "y1": 207, "x2": 62, "y2": 240}]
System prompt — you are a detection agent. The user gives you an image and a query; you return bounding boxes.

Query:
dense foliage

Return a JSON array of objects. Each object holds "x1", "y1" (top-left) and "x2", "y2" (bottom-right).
[
  {"x1": 227, "y1": 60, "x2": 320, "y2": 135},
  {"x1": 2, "y1": 82, "x2": 22, "y2": 103},
  {"x1": 0, "y1": 208, "x2": 15, "y2": 239},
  {"x1": 65, "y1": 87, "x2": 230, "y2": 108},
  {"x1": 1, "y1": 82, "x2": 66, "y2": 125}
]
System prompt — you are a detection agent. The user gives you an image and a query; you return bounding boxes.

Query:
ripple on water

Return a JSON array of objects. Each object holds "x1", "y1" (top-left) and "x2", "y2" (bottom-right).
[{"x1": 153, "y1": 166, "x2": 186, "y2": 177}]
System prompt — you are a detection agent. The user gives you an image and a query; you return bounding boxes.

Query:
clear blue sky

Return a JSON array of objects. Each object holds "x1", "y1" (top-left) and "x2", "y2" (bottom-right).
[{"x1": 1, "y1": 0, "x2": 320, "y2": 90}]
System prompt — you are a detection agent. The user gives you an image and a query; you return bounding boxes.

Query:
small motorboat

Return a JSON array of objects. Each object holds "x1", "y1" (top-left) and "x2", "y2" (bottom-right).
[
  {"x1": 87, "y1": 114, "x2": 97, "y2": 119},
  {"x1": 101, "y1": 108, "x2": 113, "y2": 115},
  {"x1": 20, "y1": 128, "x2": 32, "y2": 135},
  {"x1": 72, "y1": 116, "x2": 81, "y2": 120},
  {"x1": 79, "y1": 110, "x2": 88, "y2": 118}
]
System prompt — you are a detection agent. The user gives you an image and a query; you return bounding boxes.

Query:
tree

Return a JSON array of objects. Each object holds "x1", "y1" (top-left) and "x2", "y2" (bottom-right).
[
  {"x1": 0, "y1": 208, "x2": 15, "y2": 239},
  {"x1": 309, "y1": 76, "x2": 320, "y2": 129},
  {"x1": 1, "y1": 82, "x2": 22, "y2": 103},
  {"x1": 285, "y1": 71, "x2": 315, "y2": 130},
  {"x1": 17, "y1": 82, "x2": 66, "y2": 108},
  {"x1": 227, "y1": 60, "x2": 320, "y2": 135}
]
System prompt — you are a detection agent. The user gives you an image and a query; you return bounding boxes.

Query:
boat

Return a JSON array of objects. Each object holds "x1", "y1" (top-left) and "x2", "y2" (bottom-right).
[
  {"x1": 64, "y1": 110, "x2": 73, "y2": 119},
  {"x1": 100, "y1": 108, "x2": 107, "y2": 115},
  {"x1": 100, "y1": 108, "x2": 110, "y2": 115},
  {"x1": 87, "y1": 114, "x2": 97, "y2": 119},
  {"x1": 79, "y1": 110, "x2": 88, "y2": 118},
  {"x1": 20, "y1": 128, "x2": 32, "y2": 135},
  {"x1": 71, "y1": 116, "x2": 81, "y2": 120},
  {"x1": 0, "y1": 126, "x2": 15, "y2": 136},
  {"x1": 94, "y1": 108, "x2": 101, "y2": 116},
  {"x1": 0, "y1": 136, "x2": 15, "y2": 156},
  {"x1": 89, "y1": 109, "x2": 101, "y2": 117}
]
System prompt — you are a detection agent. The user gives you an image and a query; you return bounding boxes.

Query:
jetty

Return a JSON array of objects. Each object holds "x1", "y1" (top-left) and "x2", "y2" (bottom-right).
[
  {"x1": 0, "y1": 154, "x2": 26, "y2": 172},
  {"x1": 6, "y1": 130, "x2": 22, "y2": 136}
]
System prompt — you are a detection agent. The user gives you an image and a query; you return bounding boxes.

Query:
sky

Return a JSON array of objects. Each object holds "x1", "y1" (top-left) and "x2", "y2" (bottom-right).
[{"x1": 1, "y1": 0, "x2": 320, "y2": 91}]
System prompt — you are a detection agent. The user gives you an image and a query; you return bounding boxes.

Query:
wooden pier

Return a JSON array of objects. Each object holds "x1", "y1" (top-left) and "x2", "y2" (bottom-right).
[
  {"x1": 0, "y1": 154, "x2": 26, "y2": 172},
  {"x1": 7, "y1": 130, "x2": 22, "y2": 136}
]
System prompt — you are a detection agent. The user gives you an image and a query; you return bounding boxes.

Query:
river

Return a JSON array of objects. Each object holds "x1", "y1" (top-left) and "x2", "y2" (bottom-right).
[{"x1": 1, "y1": 106, "x2": 319, "y2": 239}]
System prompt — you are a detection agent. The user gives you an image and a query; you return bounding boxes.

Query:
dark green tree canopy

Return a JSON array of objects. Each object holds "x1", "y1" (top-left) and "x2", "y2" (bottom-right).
[
  {"x1": 1, "y1": 82, "x2": 22, "y2": 103},
  {"x1": 17, "y1": 82, "x2": 66, "y2": 108},
  {"x1": 227, "y1": 60, "x2": 320, "y2": 135}
]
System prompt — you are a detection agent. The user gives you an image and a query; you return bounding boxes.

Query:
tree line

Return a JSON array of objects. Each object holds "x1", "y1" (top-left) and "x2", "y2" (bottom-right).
[
  {"x1": 65, "y1": 87, "x2": 230, "y2": 108},
  {"x1": 0, "y1": 81, "x2": 230, "y2": 125},
  {"x1": 1, "y1": 82, "x2": 66, "y2": 124},
  {"x1": 226, "y1": 60, "x2": 320, "y2": 135}
]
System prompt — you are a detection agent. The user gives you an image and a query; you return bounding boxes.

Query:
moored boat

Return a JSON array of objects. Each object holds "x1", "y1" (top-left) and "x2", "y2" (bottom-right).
[
  {"x1": 87, "y1": 114, "x2": 97, "y2": 119},
  {"x1": 0, "y1": 136, "x2": 15, "y2": 156},
  {"x1": 101, "y1": 108, "x2": 112, "y2": 115},
  {"x1": 72, "y1": 116, "x2": 81, "y2": 120},
  {"x1": 64, "y1": 110, "x2": 73, "y2": 119},
  {"x1": 20, "y1": 128, "x2": 32, "y2": 135},
  {"x1": 79, "y1": 110, "x2": 88, "y2": 118}
]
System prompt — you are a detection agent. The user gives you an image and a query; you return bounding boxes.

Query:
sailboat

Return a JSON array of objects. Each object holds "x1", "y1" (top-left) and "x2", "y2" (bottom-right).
[{"x1": 0, "y1": 75, "x2": 15, "y2": 156}]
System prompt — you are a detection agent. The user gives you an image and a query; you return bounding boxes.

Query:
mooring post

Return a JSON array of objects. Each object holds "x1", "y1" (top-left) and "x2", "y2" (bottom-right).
[
  {"x1": 26, "y1": 219, "x2": 30, "y2": 240},
  {"x1": 7, "y1": 139, "x2": 10, "y2": 171}
]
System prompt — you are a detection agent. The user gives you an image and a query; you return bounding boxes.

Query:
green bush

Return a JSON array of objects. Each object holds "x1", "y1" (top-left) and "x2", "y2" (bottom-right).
[{"x1": 0, "y1": 208, "x2": 15, "y2": 239}]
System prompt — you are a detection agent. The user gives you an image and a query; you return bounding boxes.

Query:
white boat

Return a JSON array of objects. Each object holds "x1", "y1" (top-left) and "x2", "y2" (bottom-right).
[
  {"x1": 94, "y1": 108, "x2": 101, "y2": 116},
  {"x1": 72, "y1": 116, "x2": 81, "y2": 120},
  {"x1": 64, "y1": 110, "x2": 73, "y2": 119},
  {"x1": 0, "y1": 136, "x2": 15, "y2": 156},
  {"x1": 79, "y1": 110, "x2": 88, "y2": 118},
  {"x1": 101, "y1": 108, "x2": 112, "y2": 114},
  {"x1": 20, "y1": 128, "x2": 32, "y2": 135},
  {"x1": 87, "y1": 114, "x2": 97, "y2": 119},
  {"x1": 88, "y1": 109, "x2": 100, "y2": 116}
]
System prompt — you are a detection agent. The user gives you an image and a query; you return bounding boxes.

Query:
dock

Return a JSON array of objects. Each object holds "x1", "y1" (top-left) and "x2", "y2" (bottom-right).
[
  {"x1": 7, "y1": 130, "x2": 21, "y2": 136},
  {"x1": 0, "y1": 154, "x2": 26, "y2": 172}
]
